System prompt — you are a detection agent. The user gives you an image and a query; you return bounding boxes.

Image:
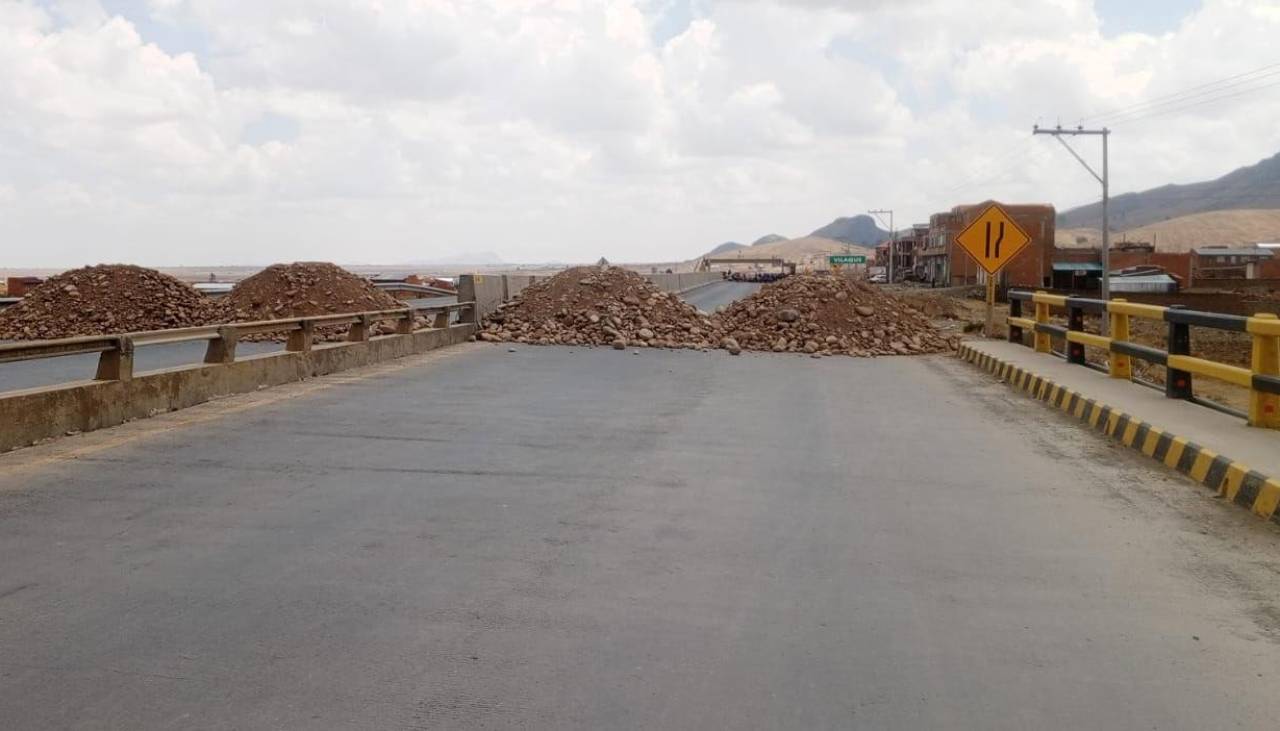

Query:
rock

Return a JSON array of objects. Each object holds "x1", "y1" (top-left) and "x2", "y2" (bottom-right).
[
  {"x1": 639, "y1": 328, "x2": 654, "y2": 341},
  {"x1": 777, "y1": 308, "x2": 800, "y2": 323},
  {"x1": 855, "y1": 305, "x2": 875, "y2": 317},
  {"x1": 835, "y1": 291, "x2": 848, "y2": 301},
  {"x1": 612, "y1": 339, "x2": 627, "y2": 350},
  {"x1": 803, "y1": 340, "x2": 819, "y2": 353}
]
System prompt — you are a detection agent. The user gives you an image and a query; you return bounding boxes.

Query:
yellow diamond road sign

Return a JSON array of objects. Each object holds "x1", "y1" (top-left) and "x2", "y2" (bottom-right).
[{"x1": 954, "y1": 204, "x2": 1032, "y2": 274}]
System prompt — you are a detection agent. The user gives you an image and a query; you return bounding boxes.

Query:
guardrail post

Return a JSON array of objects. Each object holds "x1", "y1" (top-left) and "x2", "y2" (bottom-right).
[
  {"x1": 1249, "y1": 312, "x2": 1280, "y2": 429},
  {"x1": 203, "y1": 326, "x2": 239, "y2": 364},
  {"x1": 396, "y1": 310, "x2": 414, "y2": 335},
  {"x1": 287, "y1": 320, "x2": 314, "y2": 353},
  {"x1": 94, "y1": 336, "x2": 134, "y2": 382},
  {"x1": 1033, "y1": 291, "x2": 1051, "y2": 353},
  {"x1": 1008, "y1": 298, "x2": 1023, "y2": 344},
  {"x1": 1166, "y1": 304, "x2": 1193, "y2": 400},
  {"x1": 1066, "y1": 301, "x2": 1086, "y2": 365},
  {"x1": 1108, "y1": 299, "x2": 1132, "y2": 379},
  {"x1": 432, "y1": 310, "x2": 450, "y2": 329},
  {"x1": 348, "y1": 314, "x2": 372, "y2": 342}
]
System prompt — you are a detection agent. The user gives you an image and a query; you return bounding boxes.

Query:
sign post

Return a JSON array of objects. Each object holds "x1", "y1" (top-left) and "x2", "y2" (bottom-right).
[{"x1": 953, "y1": 204, "x2": 1032, "y2": 338}]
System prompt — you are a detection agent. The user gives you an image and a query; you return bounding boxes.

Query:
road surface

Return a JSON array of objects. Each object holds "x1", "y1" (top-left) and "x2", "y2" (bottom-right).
[
  {"x1": 1, "y1": 345, "x2": 1278, "y2": 729},
  {"x1": 678, "y1": 279, "x2": 760, "y2": 312}
]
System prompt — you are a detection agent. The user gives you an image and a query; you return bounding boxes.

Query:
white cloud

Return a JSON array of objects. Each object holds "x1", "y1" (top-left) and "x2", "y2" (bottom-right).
[{"x1": 2, "y1": 0, "x2": 1280, "y2": 267}]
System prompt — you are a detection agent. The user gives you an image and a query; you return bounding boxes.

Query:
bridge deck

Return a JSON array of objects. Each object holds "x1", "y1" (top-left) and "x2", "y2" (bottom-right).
[{"x1": 1, "y1": 345, "x2": 1277, "y2": 729}]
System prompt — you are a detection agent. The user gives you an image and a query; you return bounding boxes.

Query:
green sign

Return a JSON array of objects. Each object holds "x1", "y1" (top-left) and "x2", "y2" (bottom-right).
[{"x1": 829, "y1": 255, "x2": 866, "y2": 265}]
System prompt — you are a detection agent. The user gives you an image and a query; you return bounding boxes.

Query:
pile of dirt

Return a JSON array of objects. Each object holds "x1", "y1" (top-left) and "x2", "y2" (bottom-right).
[
  {"x1": 713, "y1": 274, "x2": 955, "y2": 356},
  {"x1": 219, "y1": 262, "x2": 403, "y2": 322},
  {"x1": 480, "y1": 266, "x2": 716, "y2": 348},
  {"x1": 0, "y1": 264, "x2": 219, "y2": 340}
]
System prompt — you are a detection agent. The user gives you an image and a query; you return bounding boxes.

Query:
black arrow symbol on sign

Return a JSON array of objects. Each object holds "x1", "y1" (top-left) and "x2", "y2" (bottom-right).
[{"x1": 984, "y1": 221, "x2": 1006, "y2": 258}]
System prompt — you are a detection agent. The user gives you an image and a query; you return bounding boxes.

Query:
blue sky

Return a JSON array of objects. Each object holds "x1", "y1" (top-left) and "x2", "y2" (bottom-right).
[{"x1": 1096, "y1": 0, "x2": 1202, "y2": 34}]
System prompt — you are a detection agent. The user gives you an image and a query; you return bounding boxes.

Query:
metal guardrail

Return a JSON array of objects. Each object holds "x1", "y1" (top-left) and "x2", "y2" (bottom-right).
[
  {"x1": 1007, "y1": 290, "x2": 1280, "y2": 428},
  {"x1": 0, "y1": 301, "x2": 475, "y2": 383}
]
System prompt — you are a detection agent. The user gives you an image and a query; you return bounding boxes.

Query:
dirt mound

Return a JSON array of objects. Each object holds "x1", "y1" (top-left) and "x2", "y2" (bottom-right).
[
  {"x1": 0, "y1": 264, "x2": 219, "y2": 340},
  {"x1": 481, "y1": 266, "x2": 715, "y2": 348},
  {"x1": 714, "y1": 274, "x2": 954, "y2": 356},
  {"x1": 217, "y1": 262, "x2": 411, "y2": 342},
  {"x1": 220, "y1": 262, "x2": 403, "y2": 322}
]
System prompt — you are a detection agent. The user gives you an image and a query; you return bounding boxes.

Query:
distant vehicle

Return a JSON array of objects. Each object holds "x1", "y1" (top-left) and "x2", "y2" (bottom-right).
[
  {"x1": 868, "y1": 273, "x2": 887, "y2": 284},
  {"x1": 728, "y1": 271, "x2": 788, "y2": 283}
]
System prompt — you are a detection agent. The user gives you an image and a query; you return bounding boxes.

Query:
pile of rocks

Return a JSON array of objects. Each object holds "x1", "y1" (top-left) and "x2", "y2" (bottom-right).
[
  {"x1": 0, "y1": 264, "x2": 219, "y2": 340},
  {"x1": 480, "y1": 267, "x2": 954, "y2": 357},
  {"x1": 219, "y1": 262, "x2": 403, "y2": 321},
  {"x1": 480, "y1": 266, "x2": 716, "y2": 349},
  {"x1": 218, "y1": 262, "x2": 410, "y2": 340},
  {"x1": 714, "y1": 274, "x2": 955, "y2": 356}
]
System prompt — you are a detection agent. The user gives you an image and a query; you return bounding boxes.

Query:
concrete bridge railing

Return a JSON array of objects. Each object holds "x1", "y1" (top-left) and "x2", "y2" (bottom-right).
[{"x1": 0, "y1": 298, "x2": 477, "y2": 454}]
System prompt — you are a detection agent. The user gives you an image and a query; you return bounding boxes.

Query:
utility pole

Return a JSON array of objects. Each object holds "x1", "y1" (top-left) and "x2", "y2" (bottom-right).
[
  {"x1": 1032, "y1": 124, "x2": 1111, "y2": 301},
  {"x1": 869, "y1": 209, "x2": 894, "y2": 282}
]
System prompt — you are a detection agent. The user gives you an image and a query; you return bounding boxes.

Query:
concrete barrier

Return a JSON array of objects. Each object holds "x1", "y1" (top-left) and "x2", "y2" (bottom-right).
[
  {"x1": 456, "y1": 274, "x2": 507, "y2": 322},
  {"x1": 0, "y1": 324, "x2": 475, "y2": 454},
  {"x1": 505, "y1": 275, "x2": 538, "y2": 299}
]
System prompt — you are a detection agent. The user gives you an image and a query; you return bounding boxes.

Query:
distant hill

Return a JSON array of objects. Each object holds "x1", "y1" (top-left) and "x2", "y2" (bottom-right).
[
  {"x1": 1058, "y1": 151, "x2": 1280, "y2": 230},
  {"x1": 809, "y1": 215, "x2": 889, "y2": 246},
  {"x1": 706, "y1": 242, "x2": 748, "y2": 256},
  {"x1": 752, "y1": 234, "x2": 787, "y2": 246},
  {"x1": 1057, "y1": 209, "x2": 1280, "y2": 252}
]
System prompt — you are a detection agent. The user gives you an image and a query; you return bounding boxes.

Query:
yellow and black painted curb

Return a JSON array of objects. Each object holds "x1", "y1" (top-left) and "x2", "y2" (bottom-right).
[{"x1": 957, "y1": 343, "x2": 1280, "y2": 524}]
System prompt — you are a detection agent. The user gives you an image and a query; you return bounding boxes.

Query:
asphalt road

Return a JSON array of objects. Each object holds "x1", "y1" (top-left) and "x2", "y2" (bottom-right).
[
  {"x1": 678, "y1": 279, "x2": 760, "y2": 312},
  {"x1": 1, "y1": 346, "x2": 1278, "y2": 729}
]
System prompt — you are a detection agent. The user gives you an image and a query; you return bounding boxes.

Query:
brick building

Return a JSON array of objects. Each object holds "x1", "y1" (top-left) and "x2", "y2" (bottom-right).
[
  {"x1": 1191, "y1": 246, "x2": 1280, "y2": 281},
  {"x1": 927, "y1": 201, "x2": 1056, "y2": 288},
  {"x1": 1049, "y1": 244, "x2": 1280, "y2": 290}
]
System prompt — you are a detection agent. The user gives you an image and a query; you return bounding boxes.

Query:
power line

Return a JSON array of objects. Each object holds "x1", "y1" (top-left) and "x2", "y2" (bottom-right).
[
  {"x1": 1077, "y1": 60, "x2": 1280, "y2": 125},
  {"x1": 942, "y1": 138, "x2": 1057, "y2": 198},
  {"x1": 1109, "y1": 77, "x2": 1280, "y2": 126},
  {"x1": 941, "y1": 137, "x2": 1040, "y2": 194}
]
